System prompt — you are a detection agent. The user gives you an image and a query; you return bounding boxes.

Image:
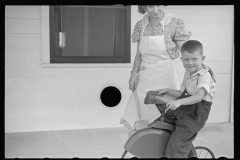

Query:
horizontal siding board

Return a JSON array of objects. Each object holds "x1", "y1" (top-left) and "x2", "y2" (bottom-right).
[
  {"x1": 72, "y1": 113, "x2": 125, "y2": 129},
  {"x1": 174, "y1": 48, "x2": 233, "y2": 62},
  {"x1": 164, "y1": 8, "x2": 233, "y2": 23},
  {"x1": 177, "y1": 73, "x2": 231, "y2": 86},
  {"x1": 204, "y1": 48, "x2": 233, "y2": 61},
  {"x1": 5, "y1": 99, "x2": 77, "y2": 117},
  {"x1": 5, "y1": 63, "x2": 71, "y2": 77},
  {"x1": 5, "y1": 49, "x2": 42, "y2": 63},
  {"x1": 5, "y1": 76, "x2": 129, "y2": 92},
  {"x1": 207, "y1": 97, "x2": 231, "y2": 123},
  {"x1": 70, "y1": 76, "x2": 129, "y2": 90},
  {"x1": 189, "y1": 35, "x2": 233, "y2": 49},
  {"x1": 5, "y1": 34, "x2": 41, "y2": 48},
  {"x1": 174, "y1": 61, "x2": 232, "y2": 74},
  {"x1": 5, "y1": 63, "x2": 132, "y2": 77},
  {"x1": 202, "y1": 61, "x2": 232, "y2": 74},
  {"x1": 186, "y1": 22, "x2": 233, "y2": 36},
  {"x1": 5, "y1": 114, "x2": 78, "y2": 133},
  {"x1": 166, "y1": 5, "x2": 234, "y2": 10},
  {"x1": 5, "y1": 112, "x2": 124, "y2": 133},
  {"x1": 5, "y1": 5, "x2": 41, "y2": 19},
  {"x1": 68, "y1": 67, "x2": 131, "y2": 76},
  {"x1": 210, "y1": 85, "x2": 231, "y2": 100},
  {"x1": 5, "y1": 90, "x2": 65, "y2": 106},
  {"x1": 5, "y1": 19, "x2": 41, "y2": 34},
  {"x1": 5, "y1": 77, "x2": 73, "y2": 91}
]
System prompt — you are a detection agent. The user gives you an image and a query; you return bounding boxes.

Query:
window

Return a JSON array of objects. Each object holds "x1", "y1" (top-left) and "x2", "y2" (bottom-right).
[{"x1": 50, "y1": 5, "x2": 131, "y2": 63}]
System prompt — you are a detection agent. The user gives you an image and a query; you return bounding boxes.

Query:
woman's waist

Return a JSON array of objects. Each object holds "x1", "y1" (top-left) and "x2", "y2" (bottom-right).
[{"x1": 141, "y1": 59, "x2": 173, "y2": 67}]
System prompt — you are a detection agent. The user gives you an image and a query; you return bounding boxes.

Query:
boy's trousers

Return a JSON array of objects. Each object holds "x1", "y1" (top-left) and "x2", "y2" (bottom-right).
[{"x1": 161, "y1": 89, "x2": 212, "y2": 158}]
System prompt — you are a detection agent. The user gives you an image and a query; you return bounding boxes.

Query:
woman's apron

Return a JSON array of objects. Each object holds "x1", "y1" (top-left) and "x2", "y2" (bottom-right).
[{"x1": 120, "y1": 14, "x2": 179, "y2": 134}]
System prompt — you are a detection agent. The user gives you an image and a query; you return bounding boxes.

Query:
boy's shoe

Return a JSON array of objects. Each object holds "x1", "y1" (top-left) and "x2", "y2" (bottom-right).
[
  {"x1": 144, "y1": 90, "x2": 176, "y2": 105},
  {"x1": 144, "y1": 91, "x2": 160, "y2": 104}
]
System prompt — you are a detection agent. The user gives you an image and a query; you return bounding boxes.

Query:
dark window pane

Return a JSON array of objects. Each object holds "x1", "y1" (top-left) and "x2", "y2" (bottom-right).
[
  {"x1": 61, "y1": 7, "x2": 85, "y2": 56},
  {"x1": 60, "y1": 6, "x2": 126, "y2": 57}
]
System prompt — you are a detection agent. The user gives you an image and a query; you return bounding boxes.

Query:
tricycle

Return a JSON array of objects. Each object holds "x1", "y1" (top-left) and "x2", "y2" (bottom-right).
[{"x1": 121, "y1": 91, "x2": 215, "y2": 158}]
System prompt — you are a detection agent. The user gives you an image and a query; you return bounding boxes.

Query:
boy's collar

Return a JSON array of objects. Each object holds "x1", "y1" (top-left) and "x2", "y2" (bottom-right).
[{"x1": 187, "y1": 68, "x2": 209, "y2": 77}]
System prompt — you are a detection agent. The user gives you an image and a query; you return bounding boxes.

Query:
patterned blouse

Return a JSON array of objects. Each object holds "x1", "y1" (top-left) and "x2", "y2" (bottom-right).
[{"x1": 132, "y1": 14, "x2": 191, "y2": 59}]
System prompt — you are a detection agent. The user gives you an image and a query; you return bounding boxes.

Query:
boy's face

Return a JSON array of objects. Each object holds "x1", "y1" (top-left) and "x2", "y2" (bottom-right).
[{"x1": 180, "y1": 50, "x2": 205, "y2": 75}]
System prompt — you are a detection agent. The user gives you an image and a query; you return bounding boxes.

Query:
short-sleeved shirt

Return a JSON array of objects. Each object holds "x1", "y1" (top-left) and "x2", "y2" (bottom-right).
[
  {"x1": 132, "y1": 13, "x2": 191, "y2": 60},
  {"x1": 180, "y1": 68, "x2": 216, "y2": 102}
]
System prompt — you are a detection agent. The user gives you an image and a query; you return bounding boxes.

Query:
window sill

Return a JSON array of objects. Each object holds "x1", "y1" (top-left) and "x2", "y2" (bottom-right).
[{"x1": 42, "y1": 63, "x2": 133, "y2": 68}]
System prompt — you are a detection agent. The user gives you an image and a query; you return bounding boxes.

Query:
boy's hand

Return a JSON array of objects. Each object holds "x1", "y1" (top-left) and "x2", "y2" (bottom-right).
[
  {"x1": 156, "y1": 88, "x2": 169, "y2": 96},
  {"x1": 166, "y1": 100, "x2": 181, "y2": 112}
]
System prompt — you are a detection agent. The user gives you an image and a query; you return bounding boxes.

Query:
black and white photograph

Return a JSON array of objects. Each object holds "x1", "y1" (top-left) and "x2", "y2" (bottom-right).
[{"x1": 5, "y1": 5, "x2": 234, "y2": 158}]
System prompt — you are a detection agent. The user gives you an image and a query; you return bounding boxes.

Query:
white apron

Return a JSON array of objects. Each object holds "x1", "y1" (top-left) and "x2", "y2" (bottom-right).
[{"x1": 120, "y1": 13, "x2": 180, "y2": 134}]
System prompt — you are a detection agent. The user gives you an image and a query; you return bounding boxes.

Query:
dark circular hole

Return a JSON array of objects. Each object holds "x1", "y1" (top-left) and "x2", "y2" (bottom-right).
[{"x1": 100, "y1": 86, "x2": 121, "y2": 107}]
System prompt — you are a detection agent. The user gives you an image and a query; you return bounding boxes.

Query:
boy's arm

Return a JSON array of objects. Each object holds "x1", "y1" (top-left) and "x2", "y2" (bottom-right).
[
  {"x1": 176, "y1": 88, "x2": 205, "y2": 105},
  {"x1": 166, "y1": 89, "x2": 183, "y2": 98},
  {"x1": 165, "y1": 88, "x2": 206, "y2": 112}
]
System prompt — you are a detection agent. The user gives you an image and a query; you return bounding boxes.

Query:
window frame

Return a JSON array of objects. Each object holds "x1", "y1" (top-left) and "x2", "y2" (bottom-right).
[{"x1": 49, "y1": 5, "x2": 131, "y2": 64}]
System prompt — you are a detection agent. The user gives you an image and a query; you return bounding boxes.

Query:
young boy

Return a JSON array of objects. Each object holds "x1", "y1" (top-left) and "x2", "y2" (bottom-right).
[{"x1": 156, "y1": 40, "x2": 216, "y2": 158}]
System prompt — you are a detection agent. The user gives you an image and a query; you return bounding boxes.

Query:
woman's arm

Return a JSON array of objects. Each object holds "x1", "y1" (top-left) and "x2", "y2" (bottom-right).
[
  {"x1": 129, "y1": 41, "x2": 142, "y2": 91},
  {"x1": 130, "y1": 41, "x2": 142, "y2": 75}
]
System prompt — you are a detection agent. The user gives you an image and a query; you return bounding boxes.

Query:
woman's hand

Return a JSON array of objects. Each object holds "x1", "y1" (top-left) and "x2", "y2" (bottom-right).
[
  {"x1": 156, "y1": 88, "x2": 169, "y2": 96},
  {"x1": 128, "y1": 74, "x2": 138, "y2": 91},
  {"x1": 202, "y1": 63, "x2": 216, "y2": 83}
]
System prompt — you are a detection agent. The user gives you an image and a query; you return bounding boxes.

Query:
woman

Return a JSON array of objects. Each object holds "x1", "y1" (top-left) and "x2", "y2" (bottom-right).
[
  {"x1": 120, "y1": 5, "x2": 215, "y2": 137},
  {"x1": 120, "y1": 5, "x2": 192, "y2": 137}
]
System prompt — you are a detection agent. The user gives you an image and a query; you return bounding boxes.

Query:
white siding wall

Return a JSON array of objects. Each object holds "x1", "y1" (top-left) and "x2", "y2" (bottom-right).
[{"x1": 5, "y1": 5, "x2": 234, "y2": 133}]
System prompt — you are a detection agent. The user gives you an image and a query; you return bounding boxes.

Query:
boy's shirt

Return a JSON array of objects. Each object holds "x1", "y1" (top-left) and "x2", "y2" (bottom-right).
[{"x1": 180, "y1": 68, "x2": 216, "y2": 102}]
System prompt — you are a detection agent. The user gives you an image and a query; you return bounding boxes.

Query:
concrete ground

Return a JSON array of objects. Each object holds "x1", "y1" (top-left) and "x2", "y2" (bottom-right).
[{"x1": 5, "y1": 122, "x2": 234, "y2": 158}]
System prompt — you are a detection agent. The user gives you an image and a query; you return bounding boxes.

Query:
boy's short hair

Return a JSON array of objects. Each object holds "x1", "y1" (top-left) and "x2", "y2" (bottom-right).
[{"x1": 181, "y1": 40, "x2": 203, "y2": 55}]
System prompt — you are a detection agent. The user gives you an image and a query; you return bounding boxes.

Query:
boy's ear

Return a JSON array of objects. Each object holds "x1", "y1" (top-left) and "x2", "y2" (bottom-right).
[
  {"x1": 180, "y1": 57, "x2": 183, "y2": 61},
  {"x1": 202, "y1": 55, "x2": 205, "y2": 61}
]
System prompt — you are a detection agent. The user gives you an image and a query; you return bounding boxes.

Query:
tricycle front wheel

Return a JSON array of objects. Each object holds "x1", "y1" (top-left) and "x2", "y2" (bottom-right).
[
  {"x1": 195, "y1": 146, "x2": 215, "y2": 158},
  {"x1": 121, "y1": 150, "x2": 136, "y2": 159}
]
